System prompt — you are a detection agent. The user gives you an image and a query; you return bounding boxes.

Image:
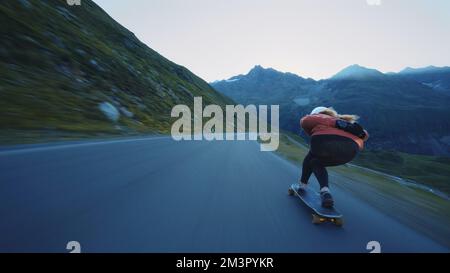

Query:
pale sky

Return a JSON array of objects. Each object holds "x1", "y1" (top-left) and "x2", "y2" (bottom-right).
[{"x1": 93, "y1": 0, "x2": 450, "y2": 82}]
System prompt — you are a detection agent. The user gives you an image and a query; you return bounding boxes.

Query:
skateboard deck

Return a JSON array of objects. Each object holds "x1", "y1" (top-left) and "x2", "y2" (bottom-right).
[{"x1": 288, "y1": 184, "x2": 344, "y2": 226}]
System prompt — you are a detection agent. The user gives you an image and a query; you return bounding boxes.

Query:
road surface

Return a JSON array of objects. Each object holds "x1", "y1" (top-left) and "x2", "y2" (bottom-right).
[{"x1": 0, "y1": 136, "x2": 447, "y2": 252}]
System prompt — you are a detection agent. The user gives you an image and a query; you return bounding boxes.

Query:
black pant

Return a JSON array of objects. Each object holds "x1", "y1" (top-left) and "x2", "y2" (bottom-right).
[{"x1": 300, "y1": 135, "x2": 359, "y2": 189}]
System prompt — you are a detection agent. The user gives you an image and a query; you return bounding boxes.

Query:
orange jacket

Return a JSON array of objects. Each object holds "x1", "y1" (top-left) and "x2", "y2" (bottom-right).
[{"x1": 300, "y1": 114, "x2": 368, "y2": 150}]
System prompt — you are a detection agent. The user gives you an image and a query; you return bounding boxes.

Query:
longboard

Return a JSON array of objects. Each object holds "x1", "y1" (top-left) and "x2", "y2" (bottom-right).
[{"x1": 288, "y1": 184, "x2": 344, "y2": 227}]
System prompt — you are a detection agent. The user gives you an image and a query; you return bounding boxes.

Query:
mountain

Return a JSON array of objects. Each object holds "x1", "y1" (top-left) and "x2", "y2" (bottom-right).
[
  {"x1": 212, "y1": 65, "x2": 450, "y2": 156},
  {"x1": 212, "y1": 65, "x2": 315, "y2": 105},
  {"x1": 0, "y1": 0, "x2": 232, "y2": 143},
  {"x1": 395, "y1": 66, "x2": 450, "y2": 93},
  {"x1": 331, "y1": 64, "x2": 385, "y2": 80},
  {"x1": 399, "y1": 66, "x2": 450, "y2": 74}
]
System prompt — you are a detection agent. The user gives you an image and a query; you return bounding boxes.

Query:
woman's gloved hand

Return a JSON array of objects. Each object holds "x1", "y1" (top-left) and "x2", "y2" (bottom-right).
[{"x1": 335, "y1": 120, "x2": 367, "y2": 139}]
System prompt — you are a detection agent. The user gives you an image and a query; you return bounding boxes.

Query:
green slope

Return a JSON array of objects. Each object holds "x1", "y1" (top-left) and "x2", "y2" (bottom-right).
[
  {"x1": 280, "y1": 132, "x2": 450, "y2": 196},
  {"x1": 0, "y1": 0, "x2": 232, "y2": 144},
  {"x1": 354, "y1": 150, "x2": 450, "y2": 196}
]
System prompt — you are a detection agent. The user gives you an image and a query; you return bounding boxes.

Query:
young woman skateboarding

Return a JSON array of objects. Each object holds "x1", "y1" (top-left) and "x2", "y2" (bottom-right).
[{"x1": 299, "y1": 107, "x2": 369, "y2": 208}]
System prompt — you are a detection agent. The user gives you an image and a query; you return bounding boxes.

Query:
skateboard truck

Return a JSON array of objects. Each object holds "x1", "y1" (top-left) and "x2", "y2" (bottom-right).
[{"x1": 288, "y1": 184, "x2": 344, "y2": 227}]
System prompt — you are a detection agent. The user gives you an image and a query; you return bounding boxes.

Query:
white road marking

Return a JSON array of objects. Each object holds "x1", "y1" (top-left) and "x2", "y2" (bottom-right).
[{"x1": 0, "y1": 136, "x2": 170, "y2": 156}]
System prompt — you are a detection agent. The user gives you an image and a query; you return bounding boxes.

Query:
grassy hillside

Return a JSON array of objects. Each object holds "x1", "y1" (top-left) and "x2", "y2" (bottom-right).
[
  {"x1": 355, "y1": 150, "x2": 450, "y2": 196},
  {"x1": 280, "y1": 133, "x2": 450, "y2": 196},
  {"x1": 0, "y1": 0, "x2": 232, "y2": 144}
]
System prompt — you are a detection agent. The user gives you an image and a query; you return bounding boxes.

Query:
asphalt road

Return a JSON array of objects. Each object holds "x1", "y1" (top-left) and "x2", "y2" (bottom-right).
[{"x1": 0, "y1": 136, "x2": 447, "y2": 252}]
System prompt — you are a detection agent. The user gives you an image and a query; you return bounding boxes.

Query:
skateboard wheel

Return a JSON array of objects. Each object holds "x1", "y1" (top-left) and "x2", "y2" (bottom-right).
[
  {"x1": 312, "y1": 214, "x2": 325, "y2": 224},
  {"x1": 288, "y1": 188, "x2": 295, "y2": 196},
  {"x1": 334, "y1": 218, "x2": 344, "y2": 227}
]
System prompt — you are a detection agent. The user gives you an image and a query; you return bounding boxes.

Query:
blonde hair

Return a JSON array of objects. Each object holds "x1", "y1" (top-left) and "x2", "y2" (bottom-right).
[{"x1": 320, "y1": 107, "x2": 359, "y2": 123}]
